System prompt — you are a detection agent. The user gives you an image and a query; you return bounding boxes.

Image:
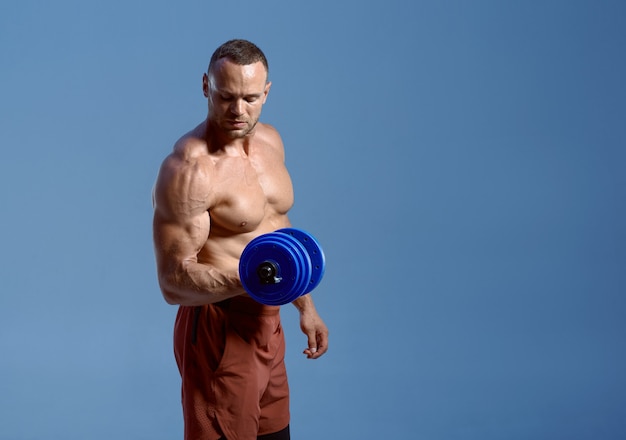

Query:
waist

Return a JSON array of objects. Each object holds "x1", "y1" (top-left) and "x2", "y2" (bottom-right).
[{"x1": 216, "y1": 295, "x2": 281, "y2": 316}]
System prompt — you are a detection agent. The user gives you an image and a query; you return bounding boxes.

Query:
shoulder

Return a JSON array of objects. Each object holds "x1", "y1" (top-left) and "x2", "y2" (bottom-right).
[
  {"x1": 256, "y1": 122, "x2": 282, "y2": 144},
  {"x1": 255, "y1": 122, "x2": 286, "y2": 158},
  {"x1": 154, "y1": 131, "x2": 214, "y2": 219},
  {"x1": 160, "y1": 129, "x2": 214, "y2": 187},
  {"x1": 172, "y1": 124, "x2": 213, "y2": 162}
]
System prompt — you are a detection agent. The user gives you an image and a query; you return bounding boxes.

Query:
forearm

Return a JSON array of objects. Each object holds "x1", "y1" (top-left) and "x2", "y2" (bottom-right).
[
  {"x1": 159, "y1": 261, "x2": 246, "y2": 306},
  {"x1": 292, "y1": 293, "x2": 316, "y2": 314},
  {"x1": 293, "y1": 293, "x2": 329, "y2": 359}
]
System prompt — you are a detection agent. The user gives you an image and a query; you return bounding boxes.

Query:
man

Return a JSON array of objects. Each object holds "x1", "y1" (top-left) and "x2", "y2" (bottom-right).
[{"x1": 152, "y1": 39, "x2": 329, "y2": 440}]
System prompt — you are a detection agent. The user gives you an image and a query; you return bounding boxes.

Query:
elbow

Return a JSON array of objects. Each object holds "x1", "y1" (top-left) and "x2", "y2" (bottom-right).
[
  {"x1": 158, "y1": 273, "x2": 182, "y2": 305},
  {"x1": 162, "y1": 290, "x2": 180, "y2": 306}
]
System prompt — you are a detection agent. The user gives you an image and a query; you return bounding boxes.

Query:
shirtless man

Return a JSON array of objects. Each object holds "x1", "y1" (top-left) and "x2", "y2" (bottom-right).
[{"x1": 152, "y1": 40, "x2": 329, "y2": 440}]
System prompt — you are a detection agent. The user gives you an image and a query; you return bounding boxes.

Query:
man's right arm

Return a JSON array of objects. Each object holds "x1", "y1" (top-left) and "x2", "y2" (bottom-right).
[{"x1": 152, "y1": 155, "x2": 245, "y2": 306}]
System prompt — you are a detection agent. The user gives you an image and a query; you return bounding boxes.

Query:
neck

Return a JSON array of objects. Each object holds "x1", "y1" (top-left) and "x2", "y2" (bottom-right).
[{"x1": 203, "y1": 119, "x2": 252, "y2": 155}]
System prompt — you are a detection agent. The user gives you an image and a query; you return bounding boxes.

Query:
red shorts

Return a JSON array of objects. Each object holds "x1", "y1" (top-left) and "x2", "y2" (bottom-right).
[{"x1": 174, "y1": 297, "x2": 290, "y2": 440}]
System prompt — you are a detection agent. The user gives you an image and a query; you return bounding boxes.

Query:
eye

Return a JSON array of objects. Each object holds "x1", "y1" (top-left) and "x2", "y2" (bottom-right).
[{"x1": 245, "y1": 96, "x2": 259, "y2": 103}]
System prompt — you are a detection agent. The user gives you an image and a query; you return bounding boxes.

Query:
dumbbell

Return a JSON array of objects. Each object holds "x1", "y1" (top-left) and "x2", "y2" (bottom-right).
[{"x1": 239, "y1": 228, "x2": 326, "y2": 305}]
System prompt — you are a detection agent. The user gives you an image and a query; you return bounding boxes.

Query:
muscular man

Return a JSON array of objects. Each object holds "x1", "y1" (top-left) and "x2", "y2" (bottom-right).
[{"x1": 152, "y1": 40, "x2": 329, "y2": 440}]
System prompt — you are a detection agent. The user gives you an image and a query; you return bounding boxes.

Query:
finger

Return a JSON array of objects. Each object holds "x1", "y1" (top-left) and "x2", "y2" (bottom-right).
[
  {"x1": 302, "y1": 347, "x2": 317, "y2": 359},
  {"x1": 303, "y1": 331, "x2": 328, "y2": 359},
  {"x1": 302, "y1": 334, "x2": 318, "y2": 358},
  {"x1": 315, "y1": 338, "x2": 327, "y2": 357},
  {"x1": 313, "y1": 332, "x2": 328, "y2": 357}
]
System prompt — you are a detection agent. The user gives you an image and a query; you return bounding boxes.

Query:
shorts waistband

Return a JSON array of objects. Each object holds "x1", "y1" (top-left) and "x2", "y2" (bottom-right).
[{"x1": 216, "y1": 297, "x2": 281, "y2": 316}]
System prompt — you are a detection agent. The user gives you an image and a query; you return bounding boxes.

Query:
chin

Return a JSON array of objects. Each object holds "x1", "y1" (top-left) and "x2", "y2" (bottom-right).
[
  {"x1": 227, "y1": 122, "x2": 258, "y2": 139},
  {"x1": 225, "y1": 128, "x2": 250, "y2": 139}
]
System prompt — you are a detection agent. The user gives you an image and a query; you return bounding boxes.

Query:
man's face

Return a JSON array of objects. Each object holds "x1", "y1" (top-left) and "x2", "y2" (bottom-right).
[{"x1": 204, "y1": 59, "x2": 271, "y2": 139}]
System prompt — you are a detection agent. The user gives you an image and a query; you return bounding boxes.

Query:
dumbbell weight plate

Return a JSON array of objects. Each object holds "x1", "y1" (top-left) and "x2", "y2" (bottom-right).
[
  {"x1": 276, "y1": 228, "x2": 326, "y2": 294},
  {"x1": 239, "y1": 232, "x2": 312, "y2": 305}
]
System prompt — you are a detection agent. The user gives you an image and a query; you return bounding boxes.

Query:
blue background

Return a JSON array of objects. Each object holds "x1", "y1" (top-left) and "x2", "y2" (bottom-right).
[{"x1": 1, "y1": 1, "x2": 625, "y2": 439}]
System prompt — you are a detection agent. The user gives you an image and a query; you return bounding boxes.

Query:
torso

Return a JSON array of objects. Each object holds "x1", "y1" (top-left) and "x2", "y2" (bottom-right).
[{"x1": 171, "y1": 121, "x2": 294, "y2": 270}]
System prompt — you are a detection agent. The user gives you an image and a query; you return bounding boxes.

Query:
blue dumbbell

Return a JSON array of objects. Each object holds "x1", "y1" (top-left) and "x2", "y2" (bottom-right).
[{"x1": 239, "y1": 228, "x2": 326, "y2": 305}]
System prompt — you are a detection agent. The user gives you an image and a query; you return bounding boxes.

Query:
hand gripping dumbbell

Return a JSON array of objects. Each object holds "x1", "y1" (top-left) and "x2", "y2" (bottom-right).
[{"x1": 239, "y1": 228, "x2": 326, "y2": 305}]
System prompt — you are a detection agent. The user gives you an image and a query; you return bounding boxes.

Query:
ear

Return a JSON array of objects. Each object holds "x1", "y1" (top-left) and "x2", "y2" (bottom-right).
[
  {"x1": 262, "y1": 81, "x2": 272, "y2": 104},
  {"x1": 202, "y1": 73, "x2": 209, "y2": 98}
]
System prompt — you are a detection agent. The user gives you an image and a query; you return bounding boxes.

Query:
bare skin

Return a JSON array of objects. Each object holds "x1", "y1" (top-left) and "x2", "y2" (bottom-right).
[{"x1": 153, "y1": 59, "x2": 328, "y2": 359}]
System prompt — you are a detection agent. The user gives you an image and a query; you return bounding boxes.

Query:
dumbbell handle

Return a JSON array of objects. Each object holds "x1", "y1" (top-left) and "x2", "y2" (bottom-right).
[{"x1": 256, "y1": 261, "x2": 282, "y2": 285}]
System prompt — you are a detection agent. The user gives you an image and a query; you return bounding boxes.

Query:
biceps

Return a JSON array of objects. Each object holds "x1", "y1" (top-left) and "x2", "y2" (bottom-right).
[{"x1": 153, "y1": 211, "x2": 211, "y2": 266}]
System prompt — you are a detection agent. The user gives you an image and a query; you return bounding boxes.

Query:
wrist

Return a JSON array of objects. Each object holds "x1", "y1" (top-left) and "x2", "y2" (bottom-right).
[{"x1": 293, "y1": 294, "x2": 315, "y2": 313}]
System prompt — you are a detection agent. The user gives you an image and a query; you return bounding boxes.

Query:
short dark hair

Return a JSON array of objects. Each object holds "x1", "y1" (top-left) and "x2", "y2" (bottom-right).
[{"x1": 208, "y1": 39, "x2": 269, "y2": 76}]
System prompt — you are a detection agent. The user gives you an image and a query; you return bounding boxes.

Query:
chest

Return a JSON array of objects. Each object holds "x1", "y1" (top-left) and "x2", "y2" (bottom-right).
[{"x1": 209, "y1": 155, "x2": 293, "y2": 231}]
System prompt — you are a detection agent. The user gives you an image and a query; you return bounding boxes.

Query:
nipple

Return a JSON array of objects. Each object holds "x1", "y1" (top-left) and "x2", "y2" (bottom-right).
[{"x1": 240, "y1": 221, "x2": 248, "y2": 228}]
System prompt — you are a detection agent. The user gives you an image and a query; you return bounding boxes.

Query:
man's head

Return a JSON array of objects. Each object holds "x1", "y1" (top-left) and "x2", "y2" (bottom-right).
[
  {"x1": 207, "y1": 39, "x2": 269, "y2": 79},
  {"x1": 203, "y1": 40, "x2": 271, "y2": 139}
]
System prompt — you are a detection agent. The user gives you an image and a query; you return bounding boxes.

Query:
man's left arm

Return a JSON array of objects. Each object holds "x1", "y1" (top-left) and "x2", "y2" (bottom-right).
[{"x1": 293, "y1": 294, "x2": 329, "y2": 359}]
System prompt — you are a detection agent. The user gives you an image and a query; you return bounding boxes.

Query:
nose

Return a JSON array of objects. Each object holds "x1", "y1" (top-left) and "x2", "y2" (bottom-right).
[{"x1": 230, "y1": 99, "x2": 245, "y2": 116}]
